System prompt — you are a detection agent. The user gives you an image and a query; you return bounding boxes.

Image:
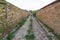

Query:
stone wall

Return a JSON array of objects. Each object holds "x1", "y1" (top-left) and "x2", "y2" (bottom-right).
[
  {"x1": 6, "y1": 2, "x2": 29, "y2": 33},
  {"x1": 0, "y1": 1, "x2": 29, "y2": 38},
  {"x1": 0, "y1": 0, "x2": 7, "y2": 37},
  {"x1": 36, "y1": 1, "x2": 60, "y2": 34}
]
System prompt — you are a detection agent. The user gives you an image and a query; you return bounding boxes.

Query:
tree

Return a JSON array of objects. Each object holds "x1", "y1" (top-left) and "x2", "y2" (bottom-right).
[{"x1": 29, "y1": 10, "x2": 36, "y2": 16}]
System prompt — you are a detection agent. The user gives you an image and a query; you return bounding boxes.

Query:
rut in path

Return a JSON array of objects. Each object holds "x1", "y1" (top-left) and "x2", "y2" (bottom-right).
[
  {"x1": 32, "y1": 16, "x2": 49, "y2": 40},
  {"x1": 32, "y1": 16, "x2": 58, "y2": 40}
]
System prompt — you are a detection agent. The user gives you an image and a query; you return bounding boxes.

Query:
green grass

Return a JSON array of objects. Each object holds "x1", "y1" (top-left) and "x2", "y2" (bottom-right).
[
  {"x1": 43, "y1": 24, "x2": 54, "y2": 32},
  {"x1": 56, "y1": 35, "x2": 60, "y2": 40},
  {"x1": 16, "y1": 18, "x2": 26, "y2": 30},
  {"x1": 53, "y1": 33, "x2": 60, "y2": 40},
  {"x1": 6, "y1": 32, "x2": 15, "y2": 40},
  {"x1": 25, "y1": 33, "x2": 35, "y2": 40},
  {"x1": 6, "y1": 18, "x2": 27, "y2": 40},
  {"x1": 25, "y1": 17, "x2": 35, "y2": 40}
]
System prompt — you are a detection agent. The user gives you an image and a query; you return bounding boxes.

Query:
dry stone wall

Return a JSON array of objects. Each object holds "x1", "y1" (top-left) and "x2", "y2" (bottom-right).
[
  {"x1": 36, "y1": 1, "x2": 60, "y2": 34},
  {"x1": 0, "y1": 1, "x2": 29, "y2": 38},
  {"x1": 0, "y1": 0, "x2": 7, "y2": 37},
  {"x1": 7, "y1": 3, "x2": 29, "y2": 32}
]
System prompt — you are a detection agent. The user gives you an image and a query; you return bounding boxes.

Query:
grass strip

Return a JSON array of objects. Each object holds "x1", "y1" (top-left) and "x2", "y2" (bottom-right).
[{"x1": 25, "y1": 17, "x2": 35, "y2": 40}]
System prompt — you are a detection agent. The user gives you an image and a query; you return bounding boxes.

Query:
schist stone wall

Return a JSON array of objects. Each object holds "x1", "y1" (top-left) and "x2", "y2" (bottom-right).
[
  {"x1": 0, "y1": 0, "x2": 29, "y2": 38},
  {"x1": 36, "y1": 1, "x2": 60, "y2": 34}
]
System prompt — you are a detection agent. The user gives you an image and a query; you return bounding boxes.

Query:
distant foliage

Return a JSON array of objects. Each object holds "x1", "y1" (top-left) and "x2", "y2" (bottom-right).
[{"x1": 29, "y1": 10, "x2": 36, "y2": 16}]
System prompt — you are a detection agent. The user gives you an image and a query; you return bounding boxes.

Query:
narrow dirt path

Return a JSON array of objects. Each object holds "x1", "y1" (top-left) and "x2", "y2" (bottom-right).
[
  {"x1": 12, "y1": 15, "x2": 58, "y2": 40},
  {"x1": 32, "y1": 16, "x2": 49, "y2": 40},
  {"x1": 12, "y1": 16, "x2": 31, "y2": 40}
]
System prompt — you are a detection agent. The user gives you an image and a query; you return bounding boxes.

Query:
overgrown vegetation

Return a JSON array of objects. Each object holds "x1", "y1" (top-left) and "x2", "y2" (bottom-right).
[
  {"x1": 53, "y1": 33, "x2": 60, "y2": 40},
  {"x1": 25, "y1": 17, "x2": 35, "y2": 40},
  {"x1": 16, "y1": 18, "x2": 26, "y2": 30},
  {"x1": 6, "y1": 18, "x2": 27, "y2": 40},
  {"x1": 43, "y1": 24, "x2": 54, "y2": 32}
]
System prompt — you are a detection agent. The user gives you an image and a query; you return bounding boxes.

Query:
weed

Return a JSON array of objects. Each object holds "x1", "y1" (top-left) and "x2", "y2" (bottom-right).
[
  {"x1": 6, "y1": 32, "x2": 15, "y2": 40},
  {"x1": 25, "y1": 33, "x2": 35, "y2": 40},
  {"x1": 25, "y1": 17, "x2": 35, "y2": 40}
]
